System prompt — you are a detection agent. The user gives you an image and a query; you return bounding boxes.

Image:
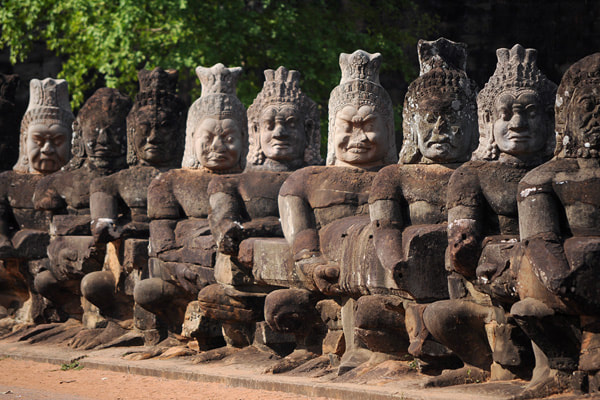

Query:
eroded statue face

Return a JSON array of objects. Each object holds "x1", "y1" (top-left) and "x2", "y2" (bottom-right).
[
  {"x1": 334, "y1": 105, "x2": 387, "y2": 168},
  {"x1": 133, "y1": 106, "x2": 178, "y2": 165},
  {"x1": 259, "y1": 105, "x2": 306, "y2": 162},
  {"x1": 194, "y1": 117, "x2": 242, "y2": 171},
  {"x1": 566, "y1": 86, "x2": 600, "y2": 151},
  {"x1": 27, "y1": 122, "x2": 71, "y2": 174},
  {"x1": 81, "y1": 114, "x2": 126, "y2": 168},
  {"x1": 492, "y1": 90, "x2": 547, "y2": 156},
  {"x1": 416, "y1": 95, "x2": 474, "y2": 163}
]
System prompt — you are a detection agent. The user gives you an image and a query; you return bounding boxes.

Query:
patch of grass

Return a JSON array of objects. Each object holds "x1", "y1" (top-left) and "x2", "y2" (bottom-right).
[{"x1": 60, "y1": 356, "x2": 86, "y2": 371}]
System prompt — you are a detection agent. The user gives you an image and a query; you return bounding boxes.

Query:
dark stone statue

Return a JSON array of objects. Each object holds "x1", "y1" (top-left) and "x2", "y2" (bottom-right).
[
  {"x1": 422, "y1": 44, "x2": 557, "y2": 386},
  {"x1": 80, "y1": 68, "x2": 185, "y2": 338},
  {"x1": 353, "y1": 38, "x2": 478, "y2": 367},
  {"x1": 264, "y1": 50, "x2": 397, "y2": 373},
  {"x1": 134, "y1": 64, "x2": 246, "y2": 345},
  {"x1": 511, "y1": 52, "x2": 600, "y2": 396},
  {"x1": 197, "y1": 66, "x2": 321, "y2": 361},
  {"x1": 0, "y1": 78, "x2": 73, "y2": 329},
  {"x1": 32, "y1": 88, "x2": 131, "y2": 321}
]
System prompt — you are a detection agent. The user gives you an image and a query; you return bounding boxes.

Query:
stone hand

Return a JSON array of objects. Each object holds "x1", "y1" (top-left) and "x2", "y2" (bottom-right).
[
  {"x1": 92, "y1": 218, "x2": 121, "y2": 243},
  {"x1": 448, "y1": 231, "x2": 480, "y2": 278},
  {"x1": 216, "y1": 220, "x2": 244, "y2": 255},
  {"x1": 175, "y1": 264, "x2": 200, "y2": 296},
  {"x1": 313, "y1": 264, "x2": 341, "y2": 296}
]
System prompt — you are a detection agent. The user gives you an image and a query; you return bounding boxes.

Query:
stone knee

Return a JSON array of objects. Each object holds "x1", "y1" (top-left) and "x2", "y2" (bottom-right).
[
  {"x1": 81, "y1": 271, "x2": 116, "y2": 311},
  {"x1": 33, "y1": 270, "x2": 60, "y2": 301},
  {"x1": 424, "y1": 299, "x2": 499, "y2": 370},
  {"x1": 355, "y1": 294, "x2": 409, "y2": 353},
  {"x1": 511, "y1": 298, "x2": 580, "y2": 372},
  {"x1": 198, "y1": 284, "x2": 264, "y2": 324},
  {"x1": 264, "y1": 288, "x2": 317, "y2": 334},
  {"x1": 134, "y1": 277, "x2": 181, "y2": 313}
]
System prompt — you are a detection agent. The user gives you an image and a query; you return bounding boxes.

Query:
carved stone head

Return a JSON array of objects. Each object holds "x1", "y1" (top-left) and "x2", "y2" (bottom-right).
[
  {"x1": 0, "y1": 73, "x2": 20, "y2": 171},
  {"x1": 68, "y1": 88, "x2": 131, "y2": 171},
  {"x1": 126, "y1": 68, "x2": 186, "y2": 167},
  {"x1": 400, "y1": 38, "x2": 478, "y2": 164},
  {"x1": 247, "y1": 66, "x2": 321, "y2": 171},
  {"x1": 14, "y1": 78, "x2": 74, "y2": 174},
  {"x1": 555, "y1": 53, "x2": 600, "y2": 159},
  {"x1": 473, "y1": 45, "x2": 556, "y2": 163},
  {"x1": 327, "y1": 50, "x2": 396, "y2": 167},
  {"x1": 182, "y1": 63, "x2": 247, "y2": 172}
]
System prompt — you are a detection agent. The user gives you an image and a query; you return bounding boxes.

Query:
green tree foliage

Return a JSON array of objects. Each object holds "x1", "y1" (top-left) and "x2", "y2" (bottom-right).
[{"x1": 0, "y1": 0, "x2": 435, "y2": 117}]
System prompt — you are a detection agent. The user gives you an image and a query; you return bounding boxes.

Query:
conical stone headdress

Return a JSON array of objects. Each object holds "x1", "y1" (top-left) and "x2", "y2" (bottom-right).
[
  {"x1": 126, "y1": 67, "x2": 186, "y2": 166},
  {"x1": 14, "y1": 78, "x2": 74, "y2": 173},
  {"x1": 327, "y1": 50, "x2": 396, "y2": 165},
  {"x1": 247, "y1": 66, "x2": 321, "y2": 168},
  {"x1": 400, "y1": 38, "x2": 478, "y2": 164},
  {"x1": 473, "y1": 44, "x2": 557, "y2": 161},
  {"x1": 182, "y1": 63, "x2": 247, "y2": 169}
]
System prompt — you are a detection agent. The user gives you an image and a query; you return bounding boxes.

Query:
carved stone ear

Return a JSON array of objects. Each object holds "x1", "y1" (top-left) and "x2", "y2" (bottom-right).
[
  {"x1": 71, "y1": 119, "x2": 85, "y2": 158},
  {"x1": 305, "y1": 119, "x2": 314, "y2": 136}
]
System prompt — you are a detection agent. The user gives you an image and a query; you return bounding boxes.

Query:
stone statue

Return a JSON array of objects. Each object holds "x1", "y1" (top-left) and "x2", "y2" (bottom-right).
[
  {"x1": 0, "y1": 78, "x2": 73, "y2": 328},
  {"x1": 196, "y1": 66, "x2": 321, "y2": 360},
  {"x1": 32, "y1": 88, "x2": 131, "y2": 321},
  {"x1": 134, "y1": 64, "x2": 246, "y2": 345},
  {"x1": 0, "y1": 73, "x2": 20, "y2": 171},
  {"x1": 264, "y1": 50, "x2": 397, "y2": 372},
  {"x1": 353, "y1": 38, "x2": 478, "y2": 367},
  {"x1": 80, "y1": 68, "x2": 185, "y2": 338},
  {"x1": 422, "y1": 44, "x2": 557, "y2": 386},
  {"x1": 510, "y1": 52, "x2": 600, "y2": 396}
]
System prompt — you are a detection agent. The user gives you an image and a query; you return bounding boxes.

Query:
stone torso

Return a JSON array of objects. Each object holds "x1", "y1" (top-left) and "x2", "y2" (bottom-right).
[
  {"x1": 35, "y1": 162, "x2": 111, "y2": 215},
  {"x1": 94, "y1": 165, "x2": 161, "y2": 223},
  {"x1": 149, "y1": 169, "x2": 214, "y2": 219},
  {"x1": 371, "y1": 163, "x2": 459, "y2": 226},
  {"x1": 449, "y1": 160, "x2": 532, "y2": 236},
  {"x1": 0, "y1": 171, "x2": 50, "y2": 231},
  {"x1": 280, "y1": 166, "x2": 379, "y2": 229},
  {"x1": 209, "y1": 170, "x2": 290, "y2": 221},
  {"x1": 524, "y1": 158, "x2": 600, "y2": 237}
]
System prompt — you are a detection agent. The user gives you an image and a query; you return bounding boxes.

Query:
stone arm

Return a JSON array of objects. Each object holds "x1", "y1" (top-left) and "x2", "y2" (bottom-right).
[
  {"x1": 90, "y1": 177, "x2": 122, "y2": 244},
  {"x1": 278, "y1": 193, "x2": 320, "y2": 261},
  {"x1": 446, "y1": 166, "x2": 485, "y2": 278},
  {"x1": 278, "y1": 193, "x2": 338, "y2": 294},
  {"x1": 517, "y1": 181, "x2": 570, "y2": 293},
  {"x1": 33, "y1": 175, "x2": 67, "y2": 214},
  {"x1": 370, "y1": 199, "x2": 405, "y2": 274},
  {"x1": 147, "y1": 175, "x2": 180, "y2": 256},
  {"x1": 208, "y1": 191, "x2": 246, "y2": 256}
]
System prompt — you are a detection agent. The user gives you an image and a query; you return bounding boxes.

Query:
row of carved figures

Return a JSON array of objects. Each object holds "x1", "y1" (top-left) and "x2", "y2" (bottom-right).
[{"x1": 0, "y1": 37, "x2": 598, "y2": 398}]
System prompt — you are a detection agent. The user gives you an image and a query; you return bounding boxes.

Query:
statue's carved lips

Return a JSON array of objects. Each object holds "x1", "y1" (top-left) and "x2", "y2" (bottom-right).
[
  {"x1": 208, "y1": 153, "x2": 227, "y2": 160},
  {"x1": 347, "y1": 143, "x2": 370, "y2": 153},
  {"x1": 507, "y1": 131, "x2": 531, "y2": 141},
  {"x1": 144, "y1": 145, "x2": 161, "y2": 152},
  {"x1": 270, "y1": 142, "x2": 291, "y2": 148}
]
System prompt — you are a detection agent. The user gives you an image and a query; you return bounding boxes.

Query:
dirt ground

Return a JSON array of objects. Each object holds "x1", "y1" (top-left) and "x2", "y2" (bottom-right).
[{"x1": 0, "y1": 358, "x2": 333, "y2": 400}]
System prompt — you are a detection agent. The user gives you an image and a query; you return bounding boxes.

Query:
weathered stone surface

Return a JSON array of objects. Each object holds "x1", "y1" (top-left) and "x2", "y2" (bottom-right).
[
  {"x1": 423, "y1": 44, "x2": 557, "y2": 387},
  {"x1": 252, "y1": 238, "x2": 298, "y2": 287},
  {"x1": 84, "y1": 68, "x2": 186, "y2": 329},
  {"x1": 198, "y1": 66, "x2": 321, "y2": 353},
  {"x1": 511, "y1": 52, "x2": 600, "y2": 394},
  {"x1": 0, "y1": 78, "x2": 74, "y2": 325}
]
